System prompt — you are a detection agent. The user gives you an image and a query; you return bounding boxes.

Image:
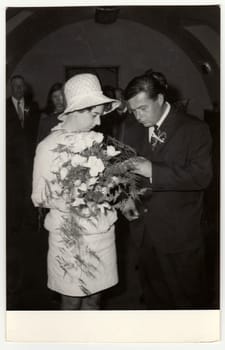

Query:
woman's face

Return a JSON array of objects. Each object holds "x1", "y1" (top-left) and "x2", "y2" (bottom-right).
[
  {"x1": 51, "y1": 90, "x2": 64, "y2": 113},
  {"x1": 65, "y1": 105, "x2": 104, "y2": 131}
]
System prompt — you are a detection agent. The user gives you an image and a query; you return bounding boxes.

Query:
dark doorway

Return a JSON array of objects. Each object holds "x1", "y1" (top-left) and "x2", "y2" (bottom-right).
[{"x1": 65, "y1": 66, "x2": 119, "y2": 87}]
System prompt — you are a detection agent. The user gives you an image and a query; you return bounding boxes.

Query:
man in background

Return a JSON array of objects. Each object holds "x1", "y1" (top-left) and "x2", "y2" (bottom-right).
[{"x1": 6, "y1": 75, "x2": 40, "y2": 308}]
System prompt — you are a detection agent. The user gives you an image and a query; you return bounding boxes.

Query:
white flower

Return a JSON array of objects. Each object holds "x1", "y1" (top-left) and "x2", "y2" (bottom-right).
[
  {"x1": 72, "y1": 186, "x2": 79, "y2": 198},
  {"x1": 70, "y1": 141, "x2": 87, "y2": 153},
  {"x1": 112, "y1": 176, "x2": 120, "y2": 185},
  {"x1": 79, "y1": 183, "x2": 88, "y2": 192},
  {"x1": 106, "y1": 145, "x2": 121, "y2": 157},
  {"x1": 90, "y1": 131, "x2": 104, "y2": 144},
  {"x1": 100, "y1": 187, "x2": 108, "y2": 196},
  {"x1": 71, "y1": 197, "x2": 85, "y2": 207},
  {"x1": 60, "y1": 167, "x2": 68, "y2": 180},
  {"x1": 71, "y1": 154, "x2": 87, "y2": 167},
  {"x1": 82, "y1": 131, "x2": 103, "y2": 149},
  {"x1": 57, "y1": 131, "x2": 104, "y2": 154},
  {"x1": 74, "y1": 179, "x2": 82, "y2": 187},
  {"x1": 68, "y1": 133, "x2": 90, "y2": 153},
  {"x1": 51, "y1": 157, "x2": 63, "y2": 173},
  {"x1": 63, "y1": 134, "x2": 77, "y2": 146},
  {"x1": 80, "y1": 207, "x2": 92, "y2": 217},
  {"x1": 85, "y1": 136, "x2": 95, "y2": 148},
  {"x1": 98, "y1": 202, "x2": 111, "y2": 213},
  {"x1": 50, "y1": 182, "x2": 62, "y2": 195},
  {"x1": 84, "y1": 156, "x2": 105, "y2": 177},
  {"x1": 88, "y1": 177, "x2": 98, "y2": 186},
  {"x1": 69, "y1": 132, "x2": 100, "y2": 153},
  {"x1": 60, "y1": 151, "x2": 70, "y2": 163},
  {"x1": 87, "y1": 201, "x2": 97, "y2": 211}
]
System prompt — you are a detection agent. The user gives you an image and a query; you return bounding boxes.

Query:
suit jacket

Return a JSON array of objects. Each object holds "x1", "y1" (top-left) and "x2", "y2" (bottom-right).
[
  {"x1": 6, "y1": 97, "x2": 40, "y2": 215},
  {"x1": 6, "y1": 97, "x2": 40, "y2": 171},
  {"x1": 122, "y1": 106, "x2": 213, "y2": 253}
]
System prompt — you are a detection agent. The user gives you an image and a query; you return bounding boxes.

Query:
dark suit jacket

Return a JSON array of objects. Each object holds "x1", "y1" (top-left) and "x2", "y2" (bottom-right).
[
  {"x1": 6, "y1": 97, "x2": 40, "y2": 228},
  {"x1": 122, "y1": 106, "x2": 213, "y2": 253},
  {"x1": 6, "y1": 97, "x2": 40, "y2": 170}
]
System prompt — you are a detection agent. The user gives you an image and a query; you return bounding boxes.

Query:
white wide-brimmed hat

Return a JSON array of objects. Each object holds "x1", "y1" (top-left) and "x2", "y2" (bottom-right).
[{"x1": 58, "y1": 73, "x2": 121, "y2": 121}]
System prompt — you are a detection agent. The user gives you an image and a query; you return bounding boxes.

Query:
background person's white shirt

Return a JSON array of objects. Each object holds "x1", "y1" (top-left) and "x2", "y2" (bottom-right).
[{"x1": 12, "y1": 96, "x2": 25, "y2": 115}]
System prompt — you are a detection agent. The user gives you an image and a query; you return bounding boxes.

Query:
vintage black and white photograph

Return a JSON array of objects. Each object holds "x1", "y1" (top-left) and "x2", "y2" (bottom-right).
[{"x1": 5, "y1": 3, "x2": 220, "y2": 332}]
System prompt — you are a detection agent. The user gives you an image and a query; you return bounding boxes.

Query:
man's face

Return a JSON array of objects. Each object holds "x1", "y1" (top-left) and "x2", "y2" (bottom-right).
[
  {"x1": 11, "y1": 78, "x2": 25, "y2": 100},
  {"x1": 128, "y1": 91, "x2": 163, "y2": 127}
]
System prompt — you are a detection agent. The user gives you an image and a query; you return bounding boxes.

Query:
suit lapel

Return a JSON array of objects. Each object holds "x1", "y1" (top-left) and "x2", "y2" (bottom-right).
[
  {"x1": 150, "y1": 106, "x2": 180, "y2": 155},
  {"x1": 139, "y1": 127, "x2": 150, "y2": 156},
  {"x1": 7, "y1": 98, "x2": 20, "y2": 124},
  {"x1": 9, "y1": 98, "x2": 17, "y2": 115},
  {"x1": 23, "y1": 102, "x2": 29, "y2": 126},
  {"x1": 7, "y1": 98, "x2": 31, "y2": 129}
]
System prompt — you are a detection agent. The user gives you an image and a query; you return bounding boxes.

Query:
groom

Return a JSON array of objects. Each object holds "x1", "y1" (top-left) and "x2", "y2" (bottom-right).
[{"x1": 122, "y1": 70, "x2": 213, "y2": 309}]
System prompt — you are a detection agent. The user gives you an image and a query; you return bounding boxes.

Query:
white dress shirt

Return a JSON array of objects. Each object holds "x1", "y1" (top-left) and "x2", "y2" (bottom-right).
[
  {"x1": 12, "y1": 96, "x2": 25, "y2": 114},
  {"x1": 12, "y1": 96, "x2": 25, "y2": 127},
  {"x1": 148, "y1": 102, "x2": 171, "y2": 143}
]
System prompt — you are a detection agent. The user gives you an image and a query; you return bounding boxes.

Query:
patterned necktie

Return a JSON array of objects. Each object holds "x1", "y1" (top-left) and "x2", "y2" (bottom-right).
[
  {"x1": 150, "y1": 125, "x2": 159, "y2": 146},
  {"x1": 17, "y1": 100, "x2": 24, "y2": 128}
]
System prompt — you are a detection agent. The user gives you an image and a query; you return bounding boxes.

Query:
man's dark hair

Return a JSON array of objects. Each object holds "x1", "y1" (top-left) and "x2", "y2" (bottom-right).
[
  {"x1": 124, "y1": 69, "x2": 168, "y2": 101},
  {"x1": 10, "y1": 75, "x2": 25, "y2": 84}
]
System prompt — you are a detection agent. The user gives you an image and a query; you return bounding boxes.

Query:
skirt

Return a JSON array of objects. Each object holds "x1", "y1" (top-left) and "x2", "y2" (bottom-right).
[{"x1": 44, "y1": 209, "x2": 118, "y2": 296}]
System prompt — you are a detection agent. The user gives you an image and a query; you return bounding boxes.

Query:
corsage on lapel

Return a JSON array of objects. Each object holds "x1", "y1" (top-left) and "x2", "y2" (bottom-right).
[
  {"x1": 151, "y1": 126, "x2": 167, "y2": 150},
  {"x1": 24, "y1": 106, "x2": 30, "y2": 114},
  {"x1": 24, "y1": 106, "x2": 30, "y2": 123}
]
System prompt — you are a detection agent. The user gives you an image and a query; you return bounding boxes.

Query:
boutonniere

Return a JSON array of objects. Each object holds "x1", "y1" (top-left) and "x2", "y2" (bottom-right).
[
  {"x1": 151, "y1": 129, "x2": 167, "y2": 150},
  {"x1": 24, "y1": 106, "x2": 30, "y2": 114}
]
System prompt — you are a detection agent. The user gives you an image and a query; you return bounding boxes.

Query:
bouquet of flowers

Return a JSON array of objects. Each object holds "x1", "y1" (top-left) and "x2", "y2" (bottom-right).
[
  {"x1": 42, "y1": 131, "x2": 149, "y2": 293},
  {"x1": 47, "y1": 130, "x2": 146, "y2": 218}
]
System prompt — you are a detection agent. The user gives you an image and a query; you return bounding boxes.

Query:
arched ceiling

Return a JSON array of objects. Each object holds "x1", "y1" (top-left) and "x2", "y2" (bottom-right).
[{"x1": 6, "y1": 6, "x2": 220, "y2": 101}]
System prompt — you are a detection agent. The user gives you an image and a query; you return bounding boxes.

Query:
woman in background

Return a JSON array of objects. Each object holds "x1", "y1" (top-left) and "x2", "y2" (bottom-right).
[{"x1": 37, "y1": 82, "x2": 65, "y2": 143}]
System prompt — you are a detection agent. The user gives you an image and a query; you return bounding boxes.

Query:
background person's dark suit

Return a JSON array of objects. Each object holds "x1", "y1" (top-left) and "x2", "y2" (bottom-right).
[
  {"x1": 122, "y1": 106, "x2": 213, "y2": 309},
  {"x1": 6, "y1": 97, "x2": 40, "y2": 308}
]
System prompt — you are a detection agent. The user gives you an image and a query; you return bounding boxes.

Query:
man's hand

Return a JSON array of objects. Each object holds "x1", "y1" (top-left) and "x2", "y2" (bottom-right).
[
  {"x1": 129, "y1": 157, "x2": 152, "y2": 178},
  {"x1": 121, "y1": 197, "x2": 139, "y2": 221}
]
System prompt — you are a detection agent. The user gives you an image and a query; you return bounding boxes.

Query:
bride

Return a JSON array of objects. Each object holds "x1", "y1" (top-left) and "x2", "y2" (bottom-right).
[{"x1": 31, "y1": 73, "x2": 121, "y2": 310}]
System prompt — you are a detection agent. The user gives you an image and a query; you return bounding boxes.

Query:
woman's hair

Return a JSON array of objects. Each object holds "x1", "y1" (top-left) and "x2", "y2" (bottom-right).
[
  {"x1": 45, "y1": 82, "x2": 63, "y2": 113},
  {"x1": 124, "y1": 69, "x2": 168, "y2": 101}
]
